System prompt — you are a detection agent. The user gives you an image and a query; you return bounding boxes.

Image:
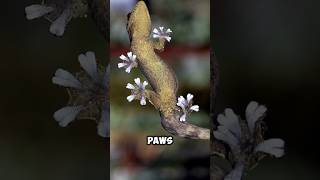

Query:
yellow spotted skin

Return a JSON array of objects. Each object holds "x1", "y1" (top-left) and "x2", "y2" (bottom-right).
[{"x1": 127, "y1": 1, "x2": 209, "y2": 139}]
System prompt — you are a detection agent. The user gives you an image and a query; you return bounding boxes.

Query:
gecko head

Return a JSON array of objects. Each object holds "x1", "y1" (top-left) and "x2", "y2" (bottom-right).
[{"x1": 127, "y1": 1, "x2": 151, "y2": 40}]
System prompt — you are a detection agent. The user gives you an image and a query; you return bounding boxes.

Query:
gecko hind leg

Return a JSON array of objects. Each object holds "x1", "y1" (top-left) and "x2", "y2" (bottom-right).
[{"x1": 145, "y1": 89, "x2": 161, "y2": 110}]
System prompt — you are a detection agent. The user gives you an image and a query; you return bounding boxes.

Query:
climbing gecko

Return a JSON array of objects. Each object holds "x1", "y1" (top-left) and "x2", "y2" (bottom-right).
[{"x1": 127, "y1": 1, "x2": 210, "y2": 139}]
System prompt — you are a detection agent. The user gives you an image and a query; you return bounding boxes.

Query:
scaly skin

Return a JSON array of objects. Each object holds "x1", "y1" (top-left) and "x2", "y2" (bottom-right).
[{"x1": 127, "y1": 1, "x2": 210, "y2": 139}]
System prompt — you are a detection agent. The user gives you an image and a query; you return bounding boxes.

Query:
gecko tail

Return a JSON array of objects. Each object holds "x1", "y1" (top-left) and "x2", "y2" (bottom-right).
[{"x1": 160, "y1": 113, "x2": 210, "y2": 140}]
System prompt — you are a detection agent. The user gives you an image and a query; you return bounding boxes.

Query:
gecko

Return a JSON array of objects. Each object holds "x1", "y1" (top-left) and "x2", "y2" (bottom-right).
[{"x1": 127, "y1": 1, "x2": 210, "y2": 139}]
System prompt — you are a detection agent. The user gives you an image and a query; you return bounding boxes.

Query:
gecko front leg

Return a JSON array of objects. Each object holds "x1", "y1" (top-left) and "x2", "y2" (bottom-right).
[{"x1": 153, "y1": 38, "x2": 166, "y2": 52}]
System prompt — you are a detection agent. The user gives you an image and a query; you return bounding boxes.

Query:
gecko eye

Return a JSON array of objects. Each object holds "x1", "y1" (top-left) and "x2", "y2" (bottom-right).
[{"x1": 127, "y1": 13, "x2": 131, "y2": 21}]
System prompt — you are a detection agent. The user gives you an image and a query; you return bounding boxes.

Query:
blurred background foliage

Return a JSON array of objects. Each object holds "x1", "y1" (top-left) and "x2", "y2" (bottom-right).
[
  {"x1": 0, "y1": 0, "x2": 108, "y2": 180},
  {"x1": 214, "y1": 0, "x2": 320, "y2": 179},
  {"x1": 110, "y1": 0, "x2": 210, "y2": 179}
]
